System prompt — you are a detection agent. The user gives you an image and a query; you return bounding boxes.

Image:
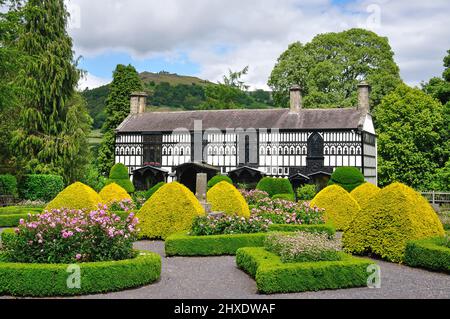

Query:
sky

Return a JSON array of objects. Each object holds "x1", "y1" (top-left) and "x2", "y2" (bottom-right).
[{"x1": 66, "y1": 0, "x2": 450, "y2": 90}]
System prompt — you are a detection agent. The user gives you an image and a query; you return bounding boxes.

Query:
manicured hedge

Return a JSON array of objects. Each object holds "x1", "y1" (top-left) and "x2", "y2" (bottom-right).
[
  {"x1": 99, "y1": 183, "x2": 131, "y2": 206},
  {"x1": 0, "y1": 207, "x2": 43, "y2": 227},
  {"x1": 45, "y1": 182, "x2": 102, "y2": 211},
  {"x1": 207, "y1": 181, "x2": 250, "y2": 218},
  {"x1": 256, "y1": 177, "x2": 294, "y2": 198},
  {"x1": 165, "y1": 224, "x2": 336, "y2": 256},
  {"x1": 328, "y1": 167, "x2": 365, "y2": 192},
  {"x1": 0, "y1": 174, "x2": 17, "y2": 197},
  {"x1": 107, "y1": 163, "x2": 134, "y2": 193},
  {"x1": 405, "y1": 237, "x2": 450, "y2": 273},
  {"x1": 19, "y1": 175, "x2": 64, "y2": 202},
  {"x1": 0, "y1": 250, "x2": 161, "y2": 297},
  {"x1": 145, "y1": 182, "x2": 166, "y2": 200},
  {"x1": 207, "y1": 175, "x2": 233, "y2": 189},
  {"x1": 236, "y1": 247, "x2": 373, "y2": 294}
]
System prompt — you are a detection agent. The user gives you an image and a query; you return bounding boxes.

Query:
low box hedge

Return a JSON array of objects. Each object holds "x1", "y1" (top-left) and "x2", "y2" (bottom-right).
[
  {"x1": 165, "y1": 224, "x2": 336, "y2": 256},
  {"x1": 405, "y1": 237, "x2": 450, "y2": 273},
  {"x1": 0, "y1": 250, "x2": 161, "y2": 297},
  {"x1": 0, "y1": 207, "x2": 43, "y2": 227},
  {"x1": 236, "y1": 247, "x2": 373, "y2": 294}
]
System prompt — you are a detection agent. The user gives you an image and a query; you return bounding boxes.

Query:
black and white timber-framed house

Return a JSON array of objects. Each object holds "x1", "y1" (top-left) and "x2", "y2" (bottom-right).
[{"x1": 115, "y1": 82, "x2": 377, "y2": 192}]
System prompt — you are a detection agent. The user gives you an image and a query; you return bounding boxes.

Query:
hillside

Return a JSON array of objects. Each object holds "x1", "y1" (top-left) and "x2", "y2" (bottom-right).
[{"x1": 140, "y1": 71, "x2": 212, "y2": 86}]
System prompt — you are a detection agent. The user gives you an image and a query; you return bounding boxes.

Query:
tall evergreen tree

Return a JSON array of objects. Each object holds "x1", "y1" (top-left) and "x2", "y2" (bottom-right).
[
  {"x1": 11, "y1": 0, "x2": 91, "y2": 182},
  {"x1": 97, "y1": 64, "x2": 143, "y2": 175}
]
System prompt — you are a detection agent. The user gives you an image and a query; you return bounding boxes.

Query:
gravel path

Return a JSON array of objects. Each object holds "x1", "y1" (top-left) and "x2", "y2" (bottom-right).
[{"x1": 1, "y1": 228, "x2": 449, "y2": 299}]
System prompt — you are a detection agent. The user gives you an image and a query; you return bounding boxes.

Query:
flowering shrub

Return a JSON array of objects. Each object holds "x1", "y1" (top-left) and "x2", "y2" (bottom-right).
[
  {"x1": 265, "y1": 231, "x2": 341, "y2": 263},
  {"x1": 190, "y1": 214, "x2": 271, "y2": 236},
  {"x1": 239, "y1": 189, "x2": 270, "y2": 206},
  {"x1": 110, "y1": 198, "x2": 136, "y2": 212},
  {"x1": 252, "y1": 199, "x2": 325, "y2": 225},
  {"x1": 2, "y1": 206, "x2": 139, "y2": 264}
]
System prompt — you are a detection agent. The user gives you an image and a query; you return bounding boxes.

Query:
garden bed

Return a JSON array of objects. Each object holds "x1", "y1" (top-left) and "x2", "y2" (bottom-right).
[
  {"x1": 0, "y1": 206, "x2": 42, "y2": 227},
  {"x1": 236, "y1": 247, "x2": 373, "y2": 294},
  {"x1": 0, "y1": 250, "x2": 161, "y2": 297},
  {"x1": 165, "y1": 224, "x2": 335, "y2": 256},
  {"x1": 405, "y1": 237, "x2": 450, "y2": 273}
]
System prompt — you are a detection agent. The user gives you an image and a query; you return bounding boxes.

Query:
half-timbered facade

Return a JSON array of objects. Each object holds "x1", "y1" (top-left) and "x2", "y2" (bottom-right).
[{"x1": 115, "y1": 83, "x2": 377, "y2": 191}]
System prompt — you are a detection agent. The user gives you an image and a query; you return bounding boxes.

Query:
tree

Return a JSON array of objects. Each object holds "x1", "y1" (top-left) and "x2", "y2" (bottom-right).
[
  {"x1": 375, "y1": 84, "x2": 446, "y2": 190},
  {"x1": 10, "y1": 0, "x2": 91, "y2": 183},
  {"x1": 268, "y1": 28, "x2": 402, "y2": 109},
  {"x1": 222, "y1": 66, "x2": 250, "y2": 91},
  {"x1": 97, "y1": 64, "x2": 143, "y2": 175}
]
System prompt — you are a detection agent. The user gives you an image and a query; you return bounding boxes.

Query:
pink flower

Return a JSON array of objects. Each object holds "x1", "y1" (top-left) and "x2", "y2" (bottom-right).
[{"x1": 76, "y1": 254, "x2": 82, "y2": 260}]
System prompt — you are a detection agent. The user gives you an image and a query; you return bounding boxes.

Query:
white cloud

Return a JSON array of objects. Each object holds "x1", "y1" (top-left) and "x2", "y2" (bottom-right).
[
  {"x1": 68, "y1": 0, "x2": 450, "y2": 89},
  {"x1": 77, "y1": 72, "x2": 110, "y2": 91}
]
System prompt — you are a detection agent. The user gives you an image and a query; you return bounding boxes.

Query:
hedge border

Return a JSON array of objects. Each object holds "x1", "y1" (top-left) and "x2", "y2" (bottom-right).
[
  {"x1": 0, "y1": 207, "x2": 43, "y2": 227},
  {"x1": 236, "y1": 247, "x2": 373, "y2": 294},
  {"x1": 405, "y1": 237, "x2": 450, "y2": 273},
  {"x1": 0, "y1": 250, "x2": 161, "y2": 297},
  {"x1": 165, "y1": 224, "x2": 335, "y2": 256}
]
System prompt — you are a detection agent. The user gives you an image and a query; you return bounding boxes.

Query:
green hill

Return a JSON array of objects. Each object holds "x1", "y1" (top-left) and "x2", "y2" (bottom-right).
[{"x1": 140, "y1": 71, "x2": 212, "y2": 86}]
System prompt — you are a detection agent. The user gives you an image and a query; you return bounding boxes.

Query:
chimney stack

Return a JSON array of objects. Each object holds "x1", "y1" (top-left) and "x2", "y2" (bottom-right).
[
  {"x1": 130, "y1": 92, "x2": 148, "y2": 114},
  {"x1": 357, "y1": 81, "x2": 371, "y2": 113},
  {"x1": 289, "y1": 85, "x2": 302, "y2": 113}
]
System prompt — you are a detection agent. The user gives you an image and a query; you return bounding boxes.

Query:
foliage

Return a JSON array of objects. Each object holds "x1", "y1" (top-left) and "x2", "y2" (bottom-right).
[
  {"x1": 207, "y1": 175, "x2": 233, "y2": 188},
  {"x1": 375, "y1": 84, "x2": 447, "y2": 190},
  {"x1": 106, "y1": 163, "x2": 134, "y2": 193},
  {"x1": 296, "y1": 184, "x2": 317, "y2": 201},
  {"x1": 2, "y1": 208, "x2": 139, "y2": 264},
  {"x1": 350, "y1": 183, "x2": 381, "y2": 208},
  {"x1": 239, "y1": 189, "x2": 270, "y2": 206},
  {"x1": 150, "y1": 82, "x2": 206, "y2": 110},
  {"x1": 80, "y1": 85, "x2": 110, "y2": 129},
  {"x1": 19, "y1": 174, "x2": 64, "y2": 202},
  {"x1": 222, "y1": 66, "x2": 250, "y2": 91},
  {"x1": 45, "y1": 182, "x2": 102, "y2": 211},
  {"x1": 310, "y1": 185, "x2": 360, "y2": 231},
  {"x1": 98, "y1": 64, "x2": 143, "y2": 175},
  {"x1": 268, "y1": 28, "x2": 401, "y2": 109},
  {"x1": 144, "y1": 182, "x2": 166, "y2": 200},
  {"x1": 197, "y1": 83, "x2": 254, "y2": 110},
  {"x1": 0, "y1": 174, "x2": 17, "y2": 197},
  {"x1": 256, "y1": 177, "x2": 294, "y2": 198},
  {"x1": 79, "y1": 163, "x2": 107, "y2": 192},
  {"x1": 190, "y1": 214, "x2": 270, "y2": 236},
  {"x1": 99, "y1": 183, "x2": 132, "y2": 206},
  {"x1": 328, "y1": 167, "x2": 365, "y2": 192},
  {"x1": 342, "y1": 182, "x2": 445, "y2": 263},
  {"x1": 136, "y1": 182, "x2": 205, "y2": 239},
  {"x1": 0, "y1": 248, "x2": 161, "y2": 297},
  {"x1": 272, "y1": 193, "x2": 295, "y2": 201},
  {"x1": 207, "y1": 181, "x2": 250, "y2": 218},
  {"x1": 236, "y1": 247, "x2": 373, "y2": 294},
  {"x1": 109, "y1": 198, "x2": 136, "y2": 213},
  {"x1": 268, "y1": 224, "x2": 335, "y2": 238},
  {"x1": 252, "y1": 199, "x2": 325, "y2": 225},
  {"x1": 405, "y1": 236, "x2": 450, "y2": 273},
  {"x1": 0, "y1": 206, "x2": 42, "y2": 227},
  {"x1": 264, "y1": 232, "x2": 341, "y2": 263}
]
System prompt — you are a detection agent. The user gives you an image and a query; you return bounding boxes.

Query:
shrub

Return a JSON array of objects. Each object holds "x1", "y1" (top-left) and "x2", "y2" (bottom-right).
[
  {"x1": 0, "y1": 174, "x2": 17, "y2": 197},
  {"x1": 145, "y1": 182, "x2": 166, "y2": 200},
  {"x1": 0, "y1": 207, "x2": 43, "y2": 227},
  {"x1": 296, "y1": 184, "x2": 317, "y2": 201},
  {"x1": 328, "y1": 167, "x2": 365, "y2": 192},
  {"x1": 342, "y1": 182, "x2": 445, "y2": 263},
  {"x1": 272, "y1": 193, "x2": 295, "y2": 201},
  {"x1": 207, "y1": 175, "x2": 233, "y2": 188},
  {"x1": 137, "y1": 182, "x2": 205, "y2": 239},
  {"x1": 405, "y1": 237, "x2": 450, "y2": 273},
  {"x1": 256, "y1": 177, "x2": 294, "y2": 197},
  {"x1": 350, "y1": 183, "x2": 381, "y2": 208},
  {"x1": 253, "y1": 200, "x2": 325, "y2": 225},
  {"x1": 264, "y1": 232, "x2": 341, "y2": 263},
  {"x1": 109, "y1": 198, "x2": 136, "y2": 213},
  {"x1": 207, "y1": 181, "x2": 250, "y2": 218},
  {"x1": 45, "y1": 182, "x2": 102, "y2": 211},
  {"x1": 268, "y1": 224, "x2": 335, "y2": 238},
  {"x1": 310, "y1": 185, "x2": 360, "y2": 231},
  {"x1": 107, "y1": 163, "x2": 134, "y2": 193},
  {"x1": 2, "y1": 208, "x2": 139, "y2": 264},
  {"x1": 99, "y1": 183, "x2": 132, "y2": 206},
  {"x1": 19, "y1": 175, "x2": 65, "y2": 202},
  {"x1": 239, "y1": 189, "x2": 270, "y2": 205},
  {"x1": 190, "y1": 214, "x2": 270, "y2": 236}
]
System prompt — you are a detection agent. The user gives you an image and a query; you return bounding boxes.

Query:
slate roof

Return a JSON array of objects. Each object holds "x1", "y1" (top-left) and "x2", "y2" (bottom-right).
[{"x1": 116, "y1": 108, "x2": 365, "y2": 133}]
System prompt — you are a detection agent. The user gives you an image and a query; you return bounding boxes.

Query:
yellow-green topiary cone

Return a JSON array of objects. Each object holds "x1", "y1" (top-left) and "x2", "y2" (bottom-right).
[
  {"x1": 137, "y1": 182, "x2": 205, "y2": 239},
  {"x1": 207, "y1": 181, "x2": 250, "y2": 218},
  {"x1": 99, "y1": 183, "x2": 132, "y2": 207},
  {"x1": 343, "y1": 182, "x2": 445, "y2": 263},
  {"x1": 45, "y1": 182, "x2": 102, "y2": 211},
  {"x1": 310, "y1": 185, "x2": 360, "y2": 231},
  {"x1": 350, "y1": 183, "x2": 381, "y2": 208}
]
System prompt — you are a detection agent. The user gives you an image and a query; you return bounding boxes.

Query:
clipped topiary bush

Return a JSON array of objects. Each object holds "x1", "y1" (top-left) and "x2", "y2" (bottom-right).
[
  {"x1": 45, "y1": 182, "x2": 102, "y2": 211},
  {"x1": 256, "y1": 177, "x2": 294, "y2": 198},
  {"x1": 107, "y1": 163, "x2": 134, "y2": 193},
  {"x1": 350, "y1": 183, "x2": 381, "y2": 208},
  {"x1": 297, "y1": 184, "x2": 317, "y2": 201},
  {"x1": 137, "y1": 182, "x2": 205, "y2": 239},
  {"x1": 343, "y1": 182, "x2": 445, "y2": 263},
  {"x1": 207, "y1": 175, "x2": 233, "y2": 189},
  {"x1": 328, "y1": 167, "x2": 365, "y2": 192},
  {"x1": 19, "y1": 175, "x2": 65, "y2": 202},
  {"x1": 0, "y1": 174, "x2": 17, "y2": 197},
  {"x1": 145, "y1": 182, "x2": 166, "y2": 200},
  {"x1": 310, "y1": 185, "x2": 360, "y2": 231},
  {"x1": 207, "y1": 181, "x2": 250, "y2": 218},
  {"x1": 99, "y1": 183, "x2": 132, "y2": 206}
]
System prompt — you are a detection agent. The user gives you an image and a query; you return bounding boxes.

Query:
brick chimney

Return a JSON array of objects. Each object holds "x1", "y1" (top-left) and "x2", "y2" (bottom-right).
[
  {"x1": 130, "y1": 92, "x2": 148, "y2": 114},
  {"x1": 357, "y1": 81, "x2": 371, "y2": 113},
  {"x1": 289, "y1": 85, "x2": 302, "y2": 113}
]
